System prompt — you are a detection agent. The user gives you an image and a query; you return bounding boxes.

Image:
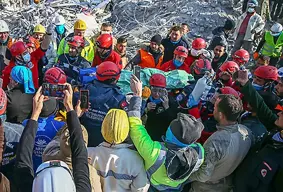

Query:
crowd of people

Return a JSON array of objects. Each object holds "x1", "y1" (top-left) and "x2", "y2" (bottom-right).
[{"x1": 0, "y1": 0, "x2": 283, "y2": 191}]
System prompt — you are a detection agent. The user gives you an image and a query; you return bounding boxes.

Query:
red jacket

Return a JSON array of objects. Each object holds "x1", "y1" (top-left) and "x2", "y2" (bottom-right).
[
  {"x1": 159, "y1": 60, "x2": 191, "y2": 73},
  {"x1": 2, "y1": 48, "x2": 45, "y2": 89},
  {"x1": 92, "y1": 50, "x2": 122, "y2": 69}
]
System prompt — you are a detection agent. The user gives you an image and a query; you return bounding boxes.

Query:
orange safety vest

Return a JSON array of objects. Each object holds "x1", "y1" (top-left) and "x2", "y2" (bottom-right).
[{"x1": 139, "y1": 49, "x2": 163, "y2": 69}]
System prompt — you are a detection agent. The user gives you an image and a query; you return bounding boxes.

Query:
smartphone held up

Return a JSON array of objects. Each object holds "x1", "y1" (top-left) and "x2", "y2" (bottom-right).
[{"x1": 42, "y1": 83, "x2": 67, "y2": 99}]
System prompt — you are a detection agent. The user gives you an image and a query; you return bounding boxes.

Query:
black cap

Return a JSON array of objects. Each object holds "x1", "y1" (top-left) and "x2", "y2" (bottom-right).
[
  {"x1": 150, "y1": 34, "x2": 162, "y2": 46},
  {"x1": 224, "y1": 19, "x2": 235, "y2": 30}
]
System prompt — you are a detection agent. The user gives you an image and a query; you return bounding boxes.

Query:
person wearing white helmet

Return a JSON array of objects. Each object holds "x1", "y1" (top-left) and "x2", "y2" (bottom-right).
[
  {"x1": 0, "y1": 20, "x2": 16, "y2": 76},
  {"x1": 255, "y1": 22, "x2": 283, "y2": 66},
  {"x1": 13, "y1": 85, "x2": 91, "y2": 192},
  {"x1": 54, "y1": 15, "x2": 67, "y2": 48}
]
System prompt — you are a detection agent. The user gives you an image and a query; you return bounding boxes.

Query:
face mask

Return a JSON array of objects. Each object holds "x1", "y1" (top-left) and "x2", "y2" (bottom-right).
[
  {"x1": 22, "y1": 53, "x2": 31, "y2": 63},
  {"x1": 191, "y1": 49, "x2": 202, "y2": 57},
  {"x1": 0, "y1": 39, "x2": 7, "y2": 44},
  {"x1": 271, "y1": 32, "x2": 282, "y2": 37},
  {"x1": 173, "y1": 59, "x2": 183, "y2": 68},
  {"x1": 56, "y1": 25, "x2": 65, "y2": 35},
  {"x1": 247, "y1": 8, "x2": 255, "y2": 13},
  {"x1": 252, "y1": 82, "x2": 264, "y2": 91},
  {"x1": 149, "y1": 96, "x2": 162, "y2": 104}
]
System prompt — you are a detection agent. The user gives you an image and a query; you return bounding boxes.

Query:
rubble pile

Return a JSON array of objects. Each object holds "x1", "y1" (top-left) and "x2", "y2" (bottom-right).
[{"x1": 108, "y1": 0, "x2": 242, "y2": 57}]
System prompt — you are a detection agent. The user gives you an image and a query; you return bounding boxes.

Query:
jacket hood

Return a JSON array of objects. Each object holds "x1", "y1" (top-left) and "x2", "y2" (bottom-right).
[{"x1": 165, "y1": 142, "x2": 203, "y2": 180}]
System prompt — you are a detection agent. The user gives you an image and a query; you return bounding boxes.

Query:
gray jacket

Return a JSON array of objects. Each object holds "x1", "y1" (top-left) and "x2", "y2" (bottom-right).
[{"x1": 190, "y1": 123, "x2": 252, "y2": 192}]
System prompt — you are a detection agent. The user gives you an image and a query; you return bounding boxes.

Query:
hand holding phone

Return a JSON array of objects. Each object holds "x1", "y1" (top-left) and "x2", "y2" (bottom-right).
[
  {"x1": 133, "y1": 66, "x2": 141, "y2": 80},
  {"x1": 42, "y1": 83, "x2": 67, "y2": 98}
]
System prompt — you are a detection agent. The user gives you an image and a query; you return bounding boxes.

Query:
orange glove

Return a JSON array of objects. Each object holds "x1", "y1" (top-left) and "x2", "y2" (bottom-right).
[
  {"x1": 253, "y1": 52, "x2": 259, "y2": 59},
  {"x1": 142, "y1": 86, "x2": 151, "y2": 100}
]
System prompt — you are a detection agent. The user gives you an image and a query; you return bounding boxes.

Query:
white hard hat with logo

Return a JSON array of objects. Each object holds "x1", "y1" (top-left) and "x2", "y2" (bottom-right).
[
  {"x1": 0, "y1": 20, "x2": 9, "y2": 33},
  {"x1": 54, "y1": 15, "x2": 66, "y2": 26}
]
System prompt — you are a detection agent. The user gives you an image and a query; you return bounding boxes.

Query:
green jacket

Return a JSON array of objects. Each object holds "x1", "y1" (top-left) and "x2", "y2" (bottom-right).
[
  {"x1": 241, "y1": 81, "x2": 277, "y2": 130},
  {"x1": 57, "y1": 34, "x2": 95, "y2": 63},
  {"x1": 128, "y1": 97, "x2": 204, "y2": 191}
]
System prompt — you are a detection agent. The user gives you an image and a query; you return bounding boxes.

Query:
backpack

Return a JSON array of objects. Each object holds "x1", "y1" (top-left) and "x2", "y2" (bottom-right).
[{"x1": 233, "y1": 131, "x2": 283, "y2": 192}]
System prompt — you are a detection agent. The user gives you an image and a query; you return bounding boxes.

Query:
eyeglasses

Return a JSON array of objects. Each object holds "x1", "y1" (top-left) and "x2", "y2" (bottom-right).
[{"x1": 151, "y1": 87, "x2": 167, "y2": 95}]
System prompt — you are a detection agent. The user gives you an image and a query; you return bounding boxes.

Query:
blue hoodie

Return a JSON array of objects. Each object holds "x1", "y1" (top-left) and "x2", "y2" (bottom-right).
[{"x1": 23, "y1": 116, "x2": 65, "y2": 171}]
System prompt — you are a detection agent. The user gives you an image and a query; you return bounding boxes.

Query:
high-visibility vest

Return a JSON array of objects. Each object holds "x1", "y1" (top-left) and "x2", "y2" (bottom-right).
[{"x1": 261, "y1": 31, "x2": 283, "y2": 57}]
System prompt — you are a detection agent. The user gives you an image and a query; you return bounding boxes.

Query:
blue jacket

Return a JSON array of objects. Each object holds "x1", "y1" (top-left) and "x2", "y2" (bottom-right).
[
  {"x1": 77, "y1": 80, "x2": 127, "y2": 147},
  {"x1": 56, "y1": 54, "x2": 91, "y2": 85},
  {"x1": 23, "y1": 116, "x2": 65, "y2": 171}
]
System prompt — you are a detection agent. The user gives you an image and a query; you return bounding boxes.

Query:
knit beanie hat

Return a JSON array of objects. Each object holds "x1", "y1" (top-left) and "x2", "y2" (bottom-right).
[
  {"x1": 224, "y1": 19, "x2": 235, "y2": 30},
  {"x1": 150, "y1": 34, "x2": 162, "y2": 46},
  {"x1": 169, "y1": 113, "x2": 204, "y2": 144},
  {"x1": 101, "y1": 109, "x2": 129, "y2": 144},
  {"x1": 40, "y1": 98, "x2": 58, "y2": 118}
]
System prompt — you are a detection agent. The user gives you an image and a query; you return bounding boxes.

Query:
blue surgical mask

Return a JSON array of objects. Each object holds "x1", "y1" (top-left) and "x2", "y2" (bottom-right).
[
  {"x1": 0, "y1": 39, "x2": 7, "y2": 44},
  {"x1": 247, "y1": 8, "x2": 255, "y2": 13},
  {"x1": 173, "y1": 59, "x2": 183, "y2": 68},
  {"x1": 22, "y1": 53, "x2": 31, "y2": 63},
  {"x1": 149, "y1": 96, "x2": 162, "y2": 104},
  {"x1": 252, "y1": 82, "x2": 263, "y2": 91},
  {"x1": 56, "y1": 25, "x2": 65, "y2": 35}
]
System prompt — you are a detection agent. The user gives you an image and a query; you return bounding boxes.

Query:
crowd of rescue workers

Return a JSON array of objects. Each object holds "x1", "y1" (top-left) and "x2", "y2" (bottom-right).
[{"x1": 0, "y1": 0, "x2": 282, "y2": 191}]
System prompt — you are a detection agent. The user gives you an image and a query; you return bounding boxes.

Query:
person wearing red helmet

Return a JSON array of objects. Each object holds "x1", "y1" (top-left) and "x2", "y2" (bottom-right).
[
  {"x1": 252, "y1": 65, "x2": 278, "y2": 91},
  {"x1": 190, "y1": 58, "x2": 213, "y2": 80},
  {"x1": 76, "y1": 61, "x2": 128, "y2": 147},
  {"x1": 144, "y1": 73, "x2": 184, "y2": 141},
  {"x1": 161, "y1": 26, "x2": 189, "y2": 63},
  {"x1": 185, "y1": 38, "x2": 210, "y2": 70},
  {"x1": 217, "y1": 61, "x2": 240, "y2": 87},
  {"x1": 159, "y1": 46, "x2": 190, "y2": 73},
  {"x1": 92, "y1": 34, "x2": 122, "y2": 69},
  {"x1": 43, "y1": 67, "x2": 67, "y2": 85},
  {"x1": 56, "y1": 36, "x2": 91, "y2": 85},
  {"x1": 2, "y1": 24, "x2": 52, "y2": 89},
  {"x1": 232, "y1": 49, "x2": 250, "y2": 66}
]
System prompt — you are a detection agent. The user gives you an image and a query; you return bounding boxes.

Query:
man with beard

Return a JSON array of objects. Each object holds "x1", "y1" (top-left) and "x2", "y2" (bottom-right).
[
  {"x1": 114, "y1": 36, "x2": 128, "y2": 69},
  {"x1": 211, "y1": 41, "x2": 228, "y2": 71},
  {"x1": 126, "y1": 34, "x2": 163, "y2": 70}
]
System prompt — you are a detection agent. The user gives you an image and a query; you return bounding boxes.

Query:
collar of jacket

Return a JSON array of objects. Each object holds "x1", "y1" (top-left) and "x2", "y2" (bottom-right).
[
  {"x1": 216, "y1": 123, "x2": 242, "y2": 132},
  {"x1": 100, "y1": 142, "x2": 134, "y2": 149}
]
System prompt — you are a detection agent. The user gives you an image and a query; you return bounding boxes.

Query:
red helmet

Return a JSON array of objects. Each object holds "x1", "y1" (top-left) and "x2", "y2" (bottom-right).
[
  {"x1": 232, "y1": 49, "x2": 250, "y2": 66},
  {"x1": 0, "y1": 88, "x2": 7, "y2": 115},
  {"x1": 96, "y1": 61, "x2": 121, "y2": 81},
  {"x1": 44, "y1": 67, "x2": 67, "y2": 84},
  {"x1": 174, "y1": 46, "x2": 188, "y2": 58},
  {"x1": 96, "y1": 34, "x2": 113, "y2": 49},
  {"x1": 149, "y1": 74, "x2": 166, "y2": 88},
  {"x1": 191, "y1": 59, "x2": 212, "y2": 75},
  {"x1": 10, "y1": 41, "x2": 27, "y2": 57},
  {"x1": 219, "y1": 61, "x2": 239, "y2": 74},
  {"x1": 192, "y1": 38, "x2": 207, "y2": 50},
  {"x1": 67, "y1": 36, "x2": 85, "y2": 48},
  {"x1": 219, "y1": 87, "x2": 239, "y2": 97},
  {"x1": 254, "y1": 65, "x2": 278, "y2": 81}
]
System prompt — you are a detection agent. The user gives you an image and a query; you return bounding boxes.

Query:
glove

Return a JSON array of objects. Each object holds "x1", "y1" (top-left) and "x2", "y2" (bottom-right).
[
  {"x1": 46, "y1": 24, "x2": 54, "y2": 35},
  {"x1": 253, "y1": 52, "x2": 259, "y2": 59},
  {"x1": 191, "y1": 76, "x2": 209, "y2": 101},
  {"x1": 142, "y1": 86, "x2": 151, "y2": 100}
]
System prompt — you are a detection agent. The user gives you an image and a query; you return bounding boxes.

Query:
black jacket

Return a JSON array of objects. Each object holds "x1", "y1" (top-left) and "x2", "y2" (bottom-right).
[
  {"x1": 6, "y1": 85, "x2": 34, "y2": 124},
  {"x1": 144, "y1": 96, "x2": 184, "y2": 141},
  {"x1": 208, "y1": 27, "x2": 228, "y2": 51},
  {"x1": 13, "y1": 110, "x2": 91, "y2": 192},
  {"x1": 161, "y1": 38, "x2": 189, "y2": 64},
  {"x1": 211, "y1": 52, "x2": 228, "y2": 71}
]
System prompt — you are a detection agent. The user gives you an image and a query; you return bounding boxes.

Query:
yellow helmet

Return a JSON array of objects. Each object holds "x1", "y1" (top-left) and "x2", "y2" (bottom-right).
[
  {"x1": 33, "y1": 24, "x2": 46, "y2": 34},
  {"x1": 101, "y1": 109, "x2": 129, "y2": 144},
  {"x1": 74, "y1": 19, "x2": 87, "y2": 30}
]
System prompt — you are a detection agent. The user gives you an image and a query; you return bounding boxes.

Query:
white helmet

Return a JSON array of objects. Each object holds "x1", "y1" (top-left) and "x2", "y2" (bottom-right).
[
  {"x1": 33, "y1": 161, "x2": 76, "y2": 192},
  {"x1": 271, "y1": 23, "x2": 283, "y2": 36},
  {"x1": 54, "y1": 15, "x2": 65, "y2": 26},
  {"x1": 0, "y1": 20, "x2": 9, "y2": 33}
]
